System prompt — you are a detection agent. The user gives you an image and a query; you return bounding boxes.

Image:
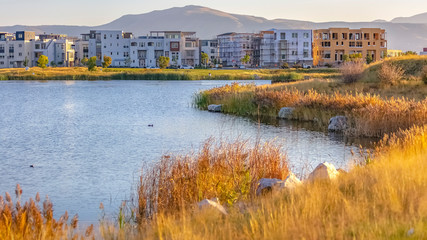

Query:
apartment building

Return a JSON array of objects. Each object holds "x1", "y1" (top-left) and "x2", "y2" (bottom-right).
[
  {"x1": 0, "y1": 31, "x2": 35, "y2": 68},
  {"x1": 259, "y1": 29, "x2": 313, "y2": 67},
  {"x1": 88, "y1": 30, "x2": 133, "y2": 67},
  {"x1": 313, "y1": 28, "x2": 387, "y2": 66},
  {"x1": 420, "y1": 48, "x2": 427, "y2": 56},
  {"x1": 73, "y1": 34, "x2": 90, "y2": 65},
  {"x1": 218, "y1": 32, "x2": 260, "y2": 67},
  {"x1": 129, "y1": 31, "x2": 200, "y2": 68},
  {"x1": 200, "y1": 39, "x2": 220, "y2": 65},
  {"x1": 33, "y1": 34, "x2": 75, "y2": 67}
]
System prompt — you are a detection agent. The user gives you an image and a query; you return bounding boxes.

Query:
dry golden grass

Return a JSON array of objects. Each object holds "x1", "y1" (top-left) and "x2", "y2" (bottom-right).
[
  {"x1": 196, "y1": 80, "x2": 427, "y2": 137},
  {"x1": 129, "y1": 125, "x2": 427, "y2": 240},
  {"x1": 0, "y1": 67, "x2": 339, "y2": 81},
  {"x1": 0, "y1": 185, "x2": 94, "y2": 240},
  {"x1": 137, "y1": 138, "x2": 288, "y2": 221}
]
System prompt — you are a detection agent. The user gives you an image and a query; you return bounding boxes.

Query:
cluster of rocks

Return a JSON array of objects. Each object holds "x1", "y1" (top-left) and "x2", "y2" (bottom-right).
[
  {"x1": 197, "y1": 161, "x2": 345, "y2": 215},
  {"x1": 277, "y1": 107, "x2": 348, "y2": 132}
]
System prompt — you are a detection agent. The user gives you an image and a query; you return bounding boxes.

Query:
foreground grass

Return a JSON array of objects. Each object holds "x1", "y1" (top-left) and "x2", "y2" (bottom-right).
[
  {"x1": 0, "y1": 186, "x2": 94, "y2": 240},
  {"x1": 0, "y1": 67, "x2": 339, "y2": 81},
  {"x1": 101, "y1": 125, "x2": 427, "y2": 240}
]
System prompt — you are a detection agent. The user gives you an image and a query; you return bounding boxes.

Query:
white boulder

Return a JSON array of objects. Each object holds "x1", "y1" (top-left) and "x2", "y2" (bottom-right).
[
  {"x1": 198, "y1": 198, "x2": 228, "y2": 215},
  {"x1": 256, "y1": 173, "x2": 302, "y2": 195},
  {"x1": 308, "y1": 162, "x2": 339, "y2": 181}
]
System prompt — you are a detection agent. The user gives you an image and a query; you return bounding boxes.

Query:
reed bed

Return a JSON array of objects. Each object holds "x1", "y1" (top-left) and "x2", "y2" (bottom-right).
[
  {"x1": 132, "y1": 125, "x2": 427, "y2": 239},
  {"x1": 0, "y1": 185, "x2": 94, "y2": 240},
  {"x1": 196, "y1": 82, "x2": 427, "y2": 137},
  {"x1": 137, "y1": 138, "x2": 288, "y2": 221}
]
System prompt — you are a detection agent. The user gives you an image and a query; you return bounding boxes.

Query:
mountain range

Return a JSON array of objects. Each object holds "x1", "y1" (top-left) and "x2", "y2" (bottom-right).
[{"x1": 1, "y1": 5, "x2": 427, "y2": 51}]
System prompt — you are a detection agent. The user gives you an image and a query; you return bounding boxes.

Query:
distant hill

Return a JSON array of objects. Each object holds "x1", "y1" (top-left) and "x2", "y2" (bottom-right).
[
  {"x1": 1, "y1": 5, "x2": 427, "y2": 51},
  {"x1": 392, "y1": 12, "x2": 427, "y2": 24}
]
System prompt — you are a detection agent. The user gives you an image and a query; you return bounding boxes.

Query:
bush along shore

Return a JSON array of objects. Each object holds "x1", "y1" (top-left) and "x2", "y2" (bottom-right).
[{"x1": 0, "y1": 67, "x2": 339, "y2": 81}]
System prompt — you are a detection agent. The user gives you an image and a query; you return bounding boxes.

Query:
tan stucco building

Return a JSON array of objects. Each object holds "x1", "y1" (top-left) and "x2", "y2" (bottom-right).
[{"x1": 313, "y1": 28, "x2": 387, "y2": 66}]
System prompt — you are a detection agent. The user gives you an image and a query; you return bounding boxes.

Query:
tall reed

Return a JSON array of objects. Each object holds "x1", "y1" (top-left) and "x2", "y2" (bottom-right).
[{"x1": 137, "y1": 138, "x2": 289, "y2": 221}]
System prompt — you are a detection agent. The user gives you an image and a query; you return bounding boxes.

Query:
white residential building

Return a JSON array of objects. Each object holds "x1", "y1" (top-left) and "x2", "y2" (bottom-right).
[
  {"x1": 73, "y1": 34, "x2": 90, "y2": 66},
  {"x1": 88, "y1": 30, "x2": 133, "y2": 67},
  {"x1": 129, "y1": 31, "x2": 199, "y2": 68},
  {"x1": 218, "y1": 32, "x2": 259, "y2": 67},
  {"x1": 33, "y1": 36, "x2": 75, "y2": 67},
  {"x1": 200, "y1": 39, "x2": 220, "y2": 65},
  {"x1": 259, "y1": 29, "x2": 313, "y2": 67},
  {"x1": 0, "y1": 31, "x2": 35, "y2": 68}
]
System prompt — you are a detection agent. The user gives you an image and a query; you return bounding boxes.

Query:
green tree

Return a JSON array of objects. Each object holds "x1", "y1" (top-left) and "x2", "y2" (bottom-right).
[
  {"x1": 87, "y1": 56, "x2": 97, "y2": 71},
  {"x1": 23, "y1": 56, "x2": 29, "y2": 68},
  {"x1": 403, "y1": 51, "x2": 417, "y2": 56},
  {"x1": 102, "y1": 55, "x2": 112, "y2": 68},
  {"x1": 158, "y1": 56, "x2": 170, "y2": 69},
  {"x1": 124, "y1": 57, "x2": 131, "y2": 67},
  {"x1": 50, "y1": 61, "x2": 57, "y2": 67},
  {"x1": 201, "y1": 52, "x2": 209, "y2": 67},
  {"x1": 37, "y1": 55, "x2": 49, "y2": 69},
  {"x1": 342, "y1": 54, "x2": 349, "y2": 62},
  {"x1": 81, "y1": 57, "x2": 88, "y2": 66},
  {"x1": 240, "y1": 54, "x2": 250, "y2": 65},
  {"x1": 366, "y1": 54, "x2": 373, "y2": 64}
]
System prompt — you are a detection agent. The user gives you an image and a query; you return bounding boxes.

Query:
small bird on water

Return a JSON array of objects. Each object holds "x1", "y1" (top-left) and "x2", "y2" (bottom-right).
[
  {"x1": 30, "y1": 165, "x2": 34, "y2": 168},
  {"x1": 148, "y1": 124, "x2": 154, "y2": 127}
]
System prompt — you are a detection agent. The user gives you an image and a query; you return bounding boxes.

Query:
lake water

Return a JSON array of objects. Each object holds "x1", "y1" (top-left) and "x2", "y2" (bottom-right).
[{"x1": 0, "y1": 80, "x2": 367, "y2": 223}]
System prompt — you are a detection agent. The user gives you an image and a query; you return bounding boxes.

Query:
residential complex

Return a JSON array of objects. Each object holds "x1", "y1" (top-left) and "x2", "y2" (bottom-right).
[
  {"x1": 129, "y1": 31, "x2": 200, "y2": 68},
  {"x1": 420, "y1": 48, "x2": 427, "y2": 56},
  {"x1": 0, "y1": 27, "x2": 389, "y2": 69},
  {"x1": 313, "y1": 28, "x2": 387, "y2": 66}
]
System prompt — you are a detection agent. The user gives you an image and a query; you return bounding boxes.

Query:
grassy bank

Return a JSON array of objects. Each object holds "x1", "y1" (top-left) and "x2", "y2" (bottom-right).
[
  {"x1": 195, "y1": 57, "x2": 427, "y2": 137},
  {"x1": 130, "y1": 125, "x2": 427, "y2": 240},
  {"x1": 0, "y1": 67, "x2": 339, "y2": 81}
]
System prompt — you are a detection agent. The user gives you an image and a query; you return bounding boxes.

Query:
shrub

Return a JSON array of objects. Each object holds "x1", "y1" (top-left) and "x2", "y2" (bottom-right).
[
  {"x1": 281, "y1": 62, "x2": 289, "y2": 69},
  {"x1": 102, "y1": 55, "x2": 112, "y2": 68},
  {"x1": 37, "y1": 55, "x2": 49, "y2": 69},
  {"x1": 422, "y1": 66, "x2": 427, "y2": 84},
  {"x1": 340, "y1": 61, "x2": 364, "y2": 83},
  {"x1": 271, "y1": 72, "x2": 303, "y2": 83},
  {"x1": 87, "y1": 56, "x2": 97, "y2": 71},
  {"x1": 377, "y1": 62, "x2": 404, "y2": 85},
  {"x1": 293, "y1": 64, "x2": 303, "y2": 69}
]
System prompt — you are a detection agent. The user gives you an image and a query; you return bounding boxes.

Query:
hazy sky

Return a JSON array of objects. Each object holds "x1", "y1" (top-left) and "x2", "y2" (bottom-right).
[{"x1": 1, "y1": 0, "x2": 426, "y2": 26}]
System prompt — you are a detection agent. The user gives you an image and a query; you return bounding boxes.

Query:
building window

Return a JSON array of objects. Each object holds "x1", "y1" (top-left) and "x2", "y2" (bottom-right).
[
  {"x1": 292, "y1": 33, "x2": 298, "y2": 38},
  {"x1": 139, "y1": 42, "x2": 145, "y2": 47},
  {"x1": 303, "y1": 42, "x2": 309, "y2": 48},
  {"x1": 303, "y1": 33, "x2": 309, "y2": 38},
  {"x1": 280, "y1": 33, "x2": 286, "y2": 39},
  {"x1": 116, "y1": 34, "x2": 119, "y2": 39},
  {"x1": 148, "y1": 42, "x2": 154, "y2": 47},
  {"x1": 356, "y1": 42, "x2": 363, "y2": 48},
  {"x1": 303, "y1": 50, "x2": 309, "y2": 58},
  {"x1": 349, "y1": 42, "x2": 355, "y2": 47},
  {"x1": 104, "y1": 34, "x2": 106, "y2": 39}
]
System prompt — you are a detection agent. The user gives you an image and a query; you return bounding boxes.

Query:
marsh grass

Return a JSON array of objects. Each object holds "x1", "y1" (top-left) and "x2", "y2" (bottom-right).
[
  {"x1": 120, "y1": 124, "x2": 427, "y2": 240},
  {"x1": 196, "y1": 82, "x2": 427, "y2": 137},
  {"x1": 136, "y1": 138, "x2": 289, "y2": 221},
  {"x1": 0, "y1": 67, "x2": 339, "y2": 81},
  {"x1": 0, "y1": 185, "x2": 94, "y2": 240}
]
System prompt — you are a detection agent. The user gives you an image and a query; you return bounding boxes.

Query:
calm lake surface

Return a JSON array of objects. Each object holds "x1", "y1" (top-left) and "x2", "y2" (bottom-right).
[{"x1": 0, "y1": 80, "x2": 367, "y2": 222}]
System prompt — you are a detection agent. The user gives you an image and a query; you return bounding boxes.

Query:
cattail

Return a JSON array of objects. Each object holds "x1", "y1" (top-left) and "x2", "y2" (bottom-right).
[
  {"x1": 99, "y1": 202, "x2": 104, "y2": 210},
  {"x1": 71, "y1": 214, "x2": 78, "y2": 229},
  {"x1": 35, "y1": 192, "x2": 40, "y2": 202},
  {"x1": 85, "y1": 224, "x2": 94, "y2": 237},
  {"x1": 5, "y1": 192, "x2": 12, "y2": 203}
]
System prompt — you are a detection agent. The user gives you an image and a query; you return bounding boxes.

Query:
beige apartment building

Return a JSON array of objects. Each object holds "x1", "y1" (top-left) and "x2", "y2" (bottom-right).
[{"x1": 313, "y1": 28, "x2": 387, "y2": 66}]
